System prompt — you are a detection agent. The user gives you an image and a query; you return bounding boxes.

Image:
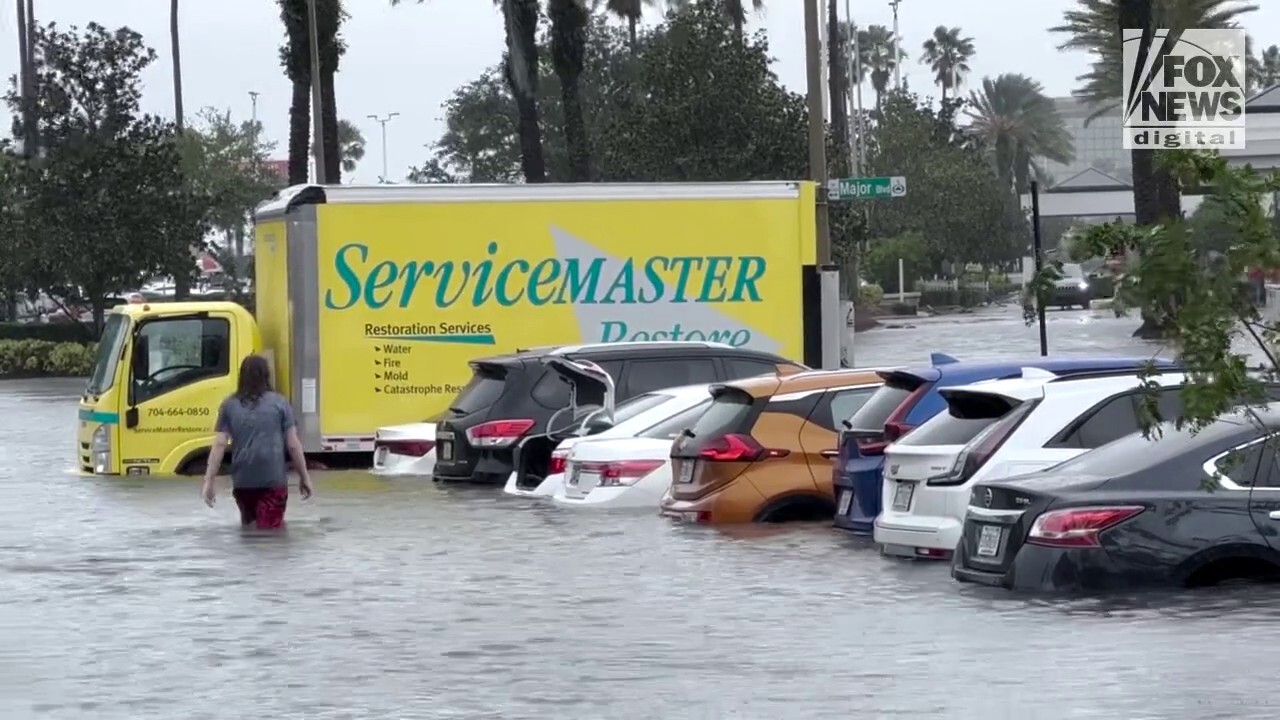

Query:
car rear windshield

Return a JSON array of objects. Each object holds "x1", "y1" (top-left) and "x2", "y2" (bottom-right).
[
  {"x1": 639, "y1": 400, "x2": 711, "y2": 439},
  {"x1": 847, "y1": 374, "x2": 923, "y2": 431},
  {"x1": 896, "y1": 391, "x2": 1021, "y2": 446},
  {"x1": 683, "y1": 388, "x2": 754, "y2": 444},
  {"x1": 449, "y1": 364, "x2": 507, "y2": 415}
]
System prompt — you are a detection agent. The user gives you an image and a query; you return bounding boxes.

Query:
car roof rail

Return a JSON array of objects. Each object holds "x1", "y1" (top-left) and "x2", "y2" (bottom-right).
[
  {"x1": 1045, "y1": 364, "x2": 1186, "y2": 383},
  {"x1": 549, "y1": 340, "x2": 735, "y2": 355}
]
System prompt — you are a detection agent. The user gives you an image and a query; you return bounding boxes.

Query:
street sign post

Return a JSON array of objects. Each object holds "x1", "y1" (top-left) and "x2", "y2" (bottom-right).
[{"x1": 827, "y1": 176, "x2": 906, "y2": 200}]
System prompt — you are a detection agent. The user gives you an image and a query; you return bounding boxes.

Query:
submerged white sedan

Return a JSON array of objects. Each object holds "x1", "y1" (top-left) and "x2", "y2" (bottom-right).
[
  {"x1": 504, "y1": 383, "x2": 712, "y2": 498},
  {"x1": 551, "y1": 401, "x2": 708, "y2": 509}
]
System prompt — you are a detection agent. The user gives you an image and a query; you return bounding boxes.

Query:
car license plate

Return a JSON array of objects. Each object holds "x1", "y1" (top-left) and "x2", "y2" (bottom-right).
[
  {"x1": 438, "y1": 440, "x2": 453, "y2": 461},
  {"x1": 977, "y1": 525, "x2": 1002, "y2": 557},
  {"x1": 374, "y1": 447, "x2": 389, "y2": 466},
  {"x1": 576, "y1": 472, "x2": 600, "y2": 493},
  {"x1": 678, "y1": 461, "x2": 695, "y2": 483},
  {"x1": 891, "y1": 481, "x2": 914, "y2": 511},
  {"x1": 837, "y1": 490, "x2": 852, "y2": 516}
]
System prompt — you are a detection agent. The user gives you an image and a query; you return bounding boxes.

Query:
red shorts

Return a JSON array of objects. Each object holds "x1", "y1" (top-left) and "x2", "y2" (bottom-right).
[{"x1": 232, "y1": 487, "x2": 289, "y2": 529}]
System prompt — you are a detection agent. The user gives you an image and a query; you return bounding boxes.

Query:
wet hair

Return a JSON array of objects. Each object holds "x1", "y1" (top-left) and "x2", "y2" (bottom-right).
[{"x1": 235, "y1": 354, "x2": 273, "y2": 406}]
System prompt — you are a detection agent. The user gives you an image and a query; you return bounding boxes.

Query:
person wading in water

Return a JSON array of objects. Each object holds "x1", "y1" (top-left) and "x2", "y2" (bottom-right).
[{"x1": 202, "y1": 354, "x2": 313, "y2": 527}]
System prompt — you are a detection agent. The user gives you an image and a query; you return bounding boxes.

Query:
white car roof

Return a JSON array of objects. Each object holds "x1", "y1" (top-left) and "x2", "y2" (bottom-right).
[{"x1": 937, "y1": 367, "x2": 1186, "y2": 402}]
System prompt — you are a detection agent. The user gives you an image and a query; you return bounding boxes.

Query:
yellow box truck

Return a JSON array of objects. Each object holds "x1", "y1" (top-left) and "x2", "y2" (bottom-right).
[{"x1": 76, "y1": 182, "x2": 818, "y2": 476}]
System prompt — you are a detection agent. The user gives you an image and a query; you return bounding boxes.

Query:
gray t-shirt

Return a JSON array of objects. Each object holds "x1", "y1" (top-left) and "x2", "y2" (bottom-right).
[{"x1": 214, "y1": 391, "x2": 296, "y2": 489}]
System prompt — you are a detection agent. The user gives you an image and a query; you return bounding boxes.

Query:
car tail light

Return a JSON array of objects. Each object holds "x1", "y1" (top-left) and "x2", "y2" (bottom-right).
[
  {"x1": 883, "y1": 421, "x2": 914, "y2": 442},
  {"x1": 465, "y1": 418, "x2": 534, "y2": 448},
  {"x1": 591, "y1": 459, "x2": 666, "y2": 487},
  {"x1": 1027, "y1": 506, "x2": 1144, "y2": 548},
  {"x1": 377, "y1": 440, "x2": 435, "y2": 457},
  {"x1": 698, "y1": 433, "x2": 788, "y2": 462},
  {"x1": 929, "y1": 401, "x2": 1036, "y2": 487},
  {"x1": 548, "y1": 448, "x2": 569, "y2": 475}
]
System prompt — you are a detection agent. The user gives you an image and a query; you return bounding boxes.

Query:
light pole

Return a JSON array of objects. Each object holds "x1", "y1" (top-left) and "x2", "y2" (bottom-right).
[
  {"x1": 306, "y1": 0, "x2": 326, "y2": 183},
  {"x1": 368, "y1": 112, "x2": 399, "y2": 183},
  {"x1": 889, "y1": 0, "x2": 902, "y2": 90},
  {"x1": 248, "y1": 91, "x2": 259, "y2": 124}
]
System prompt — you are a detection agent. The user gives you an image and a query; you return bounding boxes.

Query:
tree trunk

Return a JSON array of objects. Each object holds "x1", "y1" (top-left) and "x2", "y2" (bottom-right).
[
  {"x1": 1120, "y1": 0, "x2": 1181, "y2": 339},
  {"x1": 628, "y1": 15, "x2": 637, "y2": 51},
  {"x1": 288, "y1": 78, "x2": 310, "y2": 186},
  {"x1": 826, "y1": 0, "x2": 848, "y2": 176},
  {"x1": 503, "y1": 0, "x2": 546, "y2": 183},
  {"x1": 320, "y1": 69, "x2": 340, "y2": 183},
  {"x1": 549, "y1": 0, "x2": 591, "y2": 182}
]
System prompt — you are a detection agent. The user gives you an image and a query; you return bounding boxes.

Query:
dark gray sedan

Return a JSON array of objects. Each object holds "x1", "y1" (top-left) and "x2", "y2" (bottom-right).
[{"x1": 952, "y1": 407, "x2": 1280, "y2": 592}]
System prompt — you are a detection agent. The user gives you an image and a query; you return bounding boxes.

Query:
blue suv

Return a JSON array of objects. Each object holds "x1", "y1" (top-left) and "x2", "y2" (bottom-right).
[{"x1": 831, "y1": 353, "x2": 1179, "y2": 534}]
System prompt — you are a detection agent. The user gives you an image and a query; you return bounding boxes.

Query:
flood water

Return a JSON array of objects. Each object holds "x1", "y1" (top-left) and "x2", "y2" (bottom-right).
[{"x1": 3, "y1": 306, "x2": 1279, "y2": 718}]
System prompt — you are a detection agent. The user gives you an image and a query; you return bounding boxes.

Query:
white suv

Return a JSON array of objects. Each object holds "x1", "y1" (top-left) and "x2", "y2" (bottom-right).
[{"x1": 873, "y1": 367, "x2": 1189, "y2": 559}]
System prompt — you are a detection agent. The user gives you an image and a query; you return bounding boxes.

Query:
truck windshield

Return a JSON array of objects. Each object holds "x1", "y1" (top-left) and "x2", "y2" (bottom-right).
[{"x1": 86, "y1": 313, "x2": 130, "y2": 395}]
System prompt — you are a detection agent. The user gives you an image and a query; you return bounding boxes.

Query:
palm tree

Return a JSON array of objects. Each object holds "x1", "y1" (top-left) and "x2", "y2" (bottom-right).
[
  {"x1": 920, "y1": 25, "x2": 974, "y2": 102},
  {"x1": 1049, "y1": 0, "x2": 1257, "y2": 120},
  {"x1": 1258, "y1": 43, "x2": 1280, "y2": 89},
  {"x1": 337, "y1": 119, "x2": 365, "y2": 174},
  {"x1": 605, "y1": 0, "x2": 652, "y2": 50},
  {"x1": 548, "y1": 0, "x2": 591, "y2": 180},
  {"x1": 966, "y1": 74, "x2": 1075, "y2": 195},
  {"x1": 861, "y1": 24, "x2": 901, "y2": 112},
  {"x1": 392, "y1": 0, "x2": 545, "y2": 182},
  {"x1": 723, "y1": 0, "x2": 763, "y2": 39},
  {"x1": 278, "y1": 0, "x2": 345, "y2": 184}
]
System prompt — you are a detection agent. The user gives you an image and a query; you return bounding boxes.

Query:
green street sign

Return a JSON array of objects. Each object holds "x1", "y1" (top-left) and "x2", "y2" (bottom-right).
[{"x1": 827, "y1": 176, "x2": 907, "y2": 200}]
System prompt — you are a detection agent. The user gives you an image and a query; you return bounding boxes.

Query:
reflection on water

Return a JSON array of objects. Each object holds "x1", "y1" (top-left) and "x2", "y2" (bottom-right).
[{"x1": 2, "y1": 312, "x2": 1279, "y2": 718}]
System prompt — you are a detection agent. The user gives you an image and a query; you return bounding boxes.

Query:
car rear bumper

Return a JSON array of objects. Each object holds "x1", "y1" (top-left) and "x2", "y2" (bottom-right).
[
  {"x1": 371, "y1": 450, "x2": 435, "y2": 477},
  {"x1": 433, "y1": 449, "x2": 516, "y2": 484},
  {"x1": 952, "y1": 541, "x2": 1139, "y2": 592},
  {"x1": 873, "y1": 514, "x2": 961, "y2": 559},
  {"x1": 503, "y1": 471, "x2": 562, "y2": 497}
]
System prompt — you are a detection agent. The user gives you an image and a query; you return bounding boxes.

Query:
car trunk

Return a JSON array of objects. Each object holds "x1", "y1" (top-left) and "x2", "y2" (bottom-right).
[
  {"x1": 434, "y1": 361, "x2": 512, "y2": 477},
  {"x1": 510, "y1": 357, "x2": 617, "y2": 490},
  {"x1": 562, "y1": 437, "x2": 673, "y2": 499},
  {"x1": 669, "y1": 384, "x2": 762, "y2": 500},
  {"x1": 958, "y1": 474, "x2": 1111, "y2": 574}
]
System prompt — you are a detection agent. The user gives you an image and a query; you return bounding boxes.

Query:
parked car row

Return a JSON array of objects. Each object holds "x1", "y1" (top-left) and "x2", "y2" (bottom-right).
[{"x1": 372, "y1": 340, "x2": 1280, "y2": 594}]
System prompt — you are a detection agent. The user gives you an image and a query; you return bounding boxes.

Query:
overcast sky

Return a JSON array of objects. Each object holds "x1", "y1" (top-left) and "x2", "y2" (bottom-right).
[{"x1": 0, "y1": 0, "x2": 1274, "y2": 184}]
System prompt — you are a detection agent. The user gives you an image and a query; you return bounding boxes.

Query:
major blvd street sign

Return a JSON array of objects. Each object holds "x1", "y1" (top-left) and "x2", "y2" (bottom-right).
[{"x1": 827, "y1": 176, "x2": 906, "y2": 200}]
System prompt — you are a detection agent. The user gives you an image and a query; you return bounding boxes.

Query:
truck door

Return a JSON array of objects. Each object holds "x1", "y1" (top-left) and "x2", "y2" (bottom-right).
[{"x1": 119, "y1": 312, "x2": 237, "y2": 475}]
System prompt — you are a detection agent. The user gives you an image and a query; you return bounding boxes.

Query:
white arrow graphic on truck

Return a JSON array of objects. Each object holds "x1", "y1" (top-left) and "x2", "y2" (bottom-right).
[{"x1": 549, "y1": 226, "x2": 782, "y2": 353}]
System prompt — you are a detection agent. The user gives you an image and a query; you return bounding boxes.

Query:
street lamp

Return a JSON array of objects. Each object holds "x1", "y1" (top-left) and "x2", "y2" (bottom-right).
[{"x1": 368, "y1": 112, "x2": 399, "y2": 183}]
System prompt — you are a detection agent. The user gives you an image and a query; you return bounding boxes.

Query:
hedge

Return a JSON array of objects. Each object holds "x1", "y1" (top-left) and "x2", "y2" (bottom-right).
[
  {"x1": 0, "y1": 322, "x2": 96, "y2": 343},
  {"x1": 0, "y1": 340, "x2": 97, "y2": 378}
]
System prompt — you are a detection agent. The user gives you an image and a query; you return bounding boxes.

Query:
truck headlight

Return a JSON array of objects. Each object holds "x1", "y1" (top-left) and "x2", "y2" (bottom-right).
[
  {"x1": 1077, "y1": 280, "x2": 1089, "y2": 290},
  {"x1": 91, "y1": 424, "x2": 112, "y2": 474}
]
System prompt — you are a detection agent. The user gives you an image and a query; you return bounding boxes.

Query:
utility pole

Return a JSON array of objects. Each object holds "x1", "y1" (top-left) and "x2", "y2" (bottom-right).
[
  {"x1": 306, "y1": 0, "x2": 327, "y2": 184},
  {"x1": 368, "y1": 112, "x2": 399, "y2": 183},
  {"x1": 249, "y1": 91, "x2": 259, "y2": 124},
  {"x1": 889, "y1": 0, "x2": 902, "y2": 90},
  {"x1": 804, "y1": 0, "x2": 840, "y2": 369}
]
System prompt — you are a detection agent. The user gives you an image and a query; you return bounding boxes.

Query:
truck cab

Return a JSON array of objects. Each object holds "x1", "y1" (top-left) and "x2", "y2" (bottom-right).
[{"x1": 77, "y1": 301, "x2": 259, "y2": 476}]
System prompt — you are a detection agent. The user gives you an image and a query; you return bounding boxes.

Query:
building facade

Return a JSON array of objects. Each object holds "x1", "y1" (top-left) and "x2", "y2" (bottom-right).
[{"x1": 1041, "y1": 96, "x2": 1133, "y2": 187}]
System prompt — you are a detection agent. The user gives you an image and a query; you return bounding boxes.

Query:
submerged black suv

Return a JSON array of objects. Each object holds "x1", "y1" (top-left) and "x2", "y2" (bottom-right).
[{"x1": 431, "y1": 341, "x2": 806, "y2": 484}]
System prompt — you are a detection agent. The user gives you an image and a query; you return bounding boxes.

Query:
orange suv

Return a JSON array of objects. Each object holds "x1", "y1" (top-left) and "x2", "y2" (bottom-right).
[{"x1": 660, "y1": 368, "x2": 885, "y2": 524}]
